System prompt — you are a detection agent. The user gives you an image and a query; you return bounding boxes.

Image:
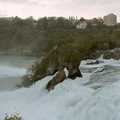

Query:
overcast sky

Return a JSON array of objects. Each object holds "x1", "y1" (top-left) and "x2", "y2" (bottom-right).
[{"x1": 0, "y1": 0, "x2": 120, "y2": 22}]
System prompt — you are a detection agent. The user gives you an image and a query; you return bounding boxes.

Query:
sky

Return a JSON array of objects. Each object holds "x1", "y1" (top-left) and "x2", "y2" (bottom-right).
[{"x1": 0, "y1": 0, "x2": 120, "y2": 22}]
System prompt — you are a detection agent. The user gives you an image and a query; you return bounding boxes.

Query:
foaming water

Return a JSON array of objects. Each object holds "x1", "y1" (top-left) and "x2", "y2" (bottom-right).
[
  {"x1": 0, "y1": 55, "x2": 36, "y2": 91},
  {"x1": 0, "y1": 56, "x2": 120, "y2": 120},
  {"x1": 64, "y1": 80, "x2": 120, "y2": 120},
  {"x1": 0, "y1": 65, "x2": 26, "y2": 77}
]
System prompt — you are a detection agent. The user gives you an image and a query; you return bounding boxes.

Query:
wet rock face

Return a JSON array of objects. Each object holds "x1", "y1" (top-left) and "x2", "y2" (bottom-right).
[
  {"x1": 88, "y1": 49, "x2": 120, "y2": 60},
  {"x1": 46, "y1": 70, "x2": 66, "y2": 91},
  {"x1": 103, "y1": 50, "x2": 120, "y2": 60},
  {"x1": 86, "y1": 60, "x2": 100, "y2": 65},
  {"x1": 45, "y1": 44, "x2": 82, "y2": 91},
  {"x1": 68, "y1": 67, "x2": 82, "y2": 79}
]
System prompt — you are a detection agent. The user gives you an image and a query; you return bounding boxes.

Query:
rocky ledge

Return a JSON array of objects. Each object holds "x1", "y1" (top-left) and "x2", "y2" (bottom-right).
[
  {"x1": 87, "y1": 48, "x2": 120, "y2": 60},
  {"x1": 22, "y1": 42, "x2": 83, "y2": 91},
  {"x1": 22, "y1": 44, "x2": 120, "y2": 91}
]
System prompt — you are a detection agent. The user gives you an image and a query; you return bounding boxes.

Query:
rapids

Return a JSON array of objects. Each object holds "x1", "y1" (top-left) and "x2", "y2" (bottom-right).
[
  {"x1": 0, "y1": 55, "x2": 120, "y2": 120},
  {"x1": 0, "y1": 55, "x2": 36, "y2": 91}
]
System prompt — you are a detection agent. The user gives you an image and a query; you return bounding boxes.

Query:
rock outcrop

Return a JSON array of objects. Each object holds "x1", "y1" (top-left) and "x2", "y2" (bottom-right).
[
  {"x1": 22, "y1": 43, "x2": 83, "y2": 90},
  {"x1": 87, "y1": 48, "x2": 120, "y2": 60},
  {"x1": 103, "y1": 49, "x2": 120, "y2": 60},
  {"x1": 22, "y1": 46, "x2": 60, "y2": 87},
  {"x1": 46, "y1": 70, "x2": 66, "y2": 91}
]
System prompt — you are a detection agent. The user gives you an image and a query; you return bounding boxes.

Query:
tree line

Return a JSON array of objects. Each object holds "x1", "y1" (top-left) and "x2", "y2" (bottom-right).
[{"x1": 0, "y1": 16, "x2": 120, "y2": 56}]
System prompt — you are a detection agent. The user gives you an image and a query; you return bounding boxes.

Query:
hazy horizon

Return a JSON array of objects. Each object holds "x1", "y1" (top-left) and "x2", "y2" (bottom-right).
[{"x1": 0, "y1": 0, "x2": 120, "y2": 22}]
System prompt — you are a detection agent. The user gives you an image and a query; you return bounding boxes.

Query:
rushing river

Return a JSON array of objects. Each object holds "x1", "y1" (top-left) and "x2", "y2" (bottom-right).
[
  {"x1": 0, "y1": 55, "x2": 120, "y2": 120},
  {"x1": 0, "y1": 55, "x2": 36, "y2": 92}
]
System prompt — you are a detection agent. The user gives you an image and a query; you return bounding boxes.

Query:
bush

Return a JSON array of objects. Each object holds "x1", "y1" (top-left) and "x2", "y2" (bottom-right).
[{"x1": 4, "y1": 112, "x2": 23, "y2": 120}]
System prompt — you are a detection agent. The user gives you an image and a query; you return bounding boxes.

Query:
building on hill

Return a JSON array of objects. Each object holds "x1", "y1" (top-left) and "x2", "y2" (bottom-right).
[
  {"x1": 76, "y1": 21, "x2": 87, "y2": 29},
  {"x1": 103, "y1": 13, "x2": 117, "y2": 26}
]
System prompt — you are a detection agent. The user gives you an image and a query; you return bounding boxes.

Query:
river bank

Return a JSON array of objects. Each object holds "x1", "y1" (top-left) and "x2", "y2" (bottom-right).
[{"x1": 0, "y1": 48, "x2": 48, "y2": 57}]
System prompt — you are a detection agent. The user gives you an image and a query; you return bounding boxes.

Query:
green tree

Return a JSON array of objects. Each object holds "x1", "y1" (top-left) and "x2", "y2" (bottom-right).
[
  {"x1": 47, "y1": 17, "x2": 57, "y2": 29},
  {"x1": 37, "y1": 17, "x2": 48, "y2": 30},
  {"x1": 56, "y1": 17, "x2": 65, "y2": 28}
]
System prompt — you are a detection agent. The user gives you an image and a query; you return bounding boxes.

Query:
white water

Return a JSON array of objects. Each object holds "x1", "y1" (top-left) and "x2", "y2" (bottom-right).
[
  {"x1": 0, "y1": 55, "x2": 36, "y2": 91},
  {"x1": 0, "y1": 55, "x2": 120, "y2": 120},
  {"x1": 0, "y1": 65, "x2": 26, "y2": 77}
]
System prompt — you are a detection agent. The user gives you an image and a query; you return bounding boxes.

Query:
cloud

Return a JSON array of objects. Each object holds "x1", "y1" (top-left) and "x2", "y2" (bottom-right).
[
  {"x1": 69, "y1": 0, "x2": 120, "y2": 6},
  {"x1": 51, "y1": 0, "x2": 120, "y2": 17},
  {"x1": 0, "y1": 0, "x2": 119, "y2": 21},
  {"x1": 28, "y1": 2, "x2": 38, "y2": 5},
  {"x1": 0, "y1": 0, "x2": 28, "y2": 3},
  {"x1": 53, "y1": 0, "x2": 120, "y2": 10},
  {"x1": 0, "y1": 10, "x2": 8, "y2": 17}
]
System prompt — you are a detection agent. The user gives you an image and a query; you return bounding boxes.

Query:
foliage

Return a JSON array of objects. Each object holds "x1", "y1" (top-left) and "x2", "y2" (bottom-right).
[
  {"x1": 113, "y1": 28, "x2": 120, "y2": 39},
  {"x1": 17, "y1": 15, "x2": 120, "y2": 87},
  {"x1": 93, "y1": 34, "x2": 111, "y2": 50},
  {"x1": 22, "y1": 60, "x2": 43, "y2": 86},
  {"x1": 0, "y1": 16, "x2": 120, "y2": 56},
  {"x1": 4, "y1": 112, "x2": 23, "y2": 120}
]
